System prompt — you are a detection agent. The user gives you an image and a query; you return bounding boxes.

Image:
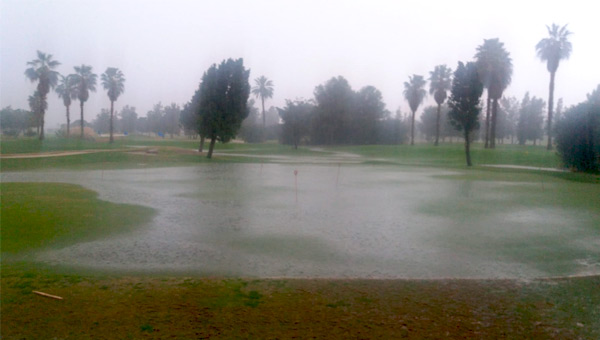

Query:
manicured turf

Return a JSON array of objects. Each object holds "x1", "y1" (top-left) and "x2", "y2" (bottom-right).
[
  {"x1": 1, "y1": 182, "x2": 154, "y2": 253},
  {"x1": 335, "y1": 143, "x2": 562, "y2": 168}
]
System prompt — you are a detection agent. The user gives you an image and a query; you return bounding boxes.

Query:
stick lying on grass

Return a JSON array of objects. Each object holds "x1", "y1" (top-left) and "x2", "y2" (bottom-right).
[{"x1": 33, "y1": 291, "x2": 63, "y2": 300}]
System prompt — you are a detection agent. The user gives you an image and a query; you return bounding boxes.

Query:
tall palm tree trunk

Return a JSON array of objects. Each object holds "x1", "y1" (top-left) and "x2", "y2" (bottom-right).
[
  {"x1": 434, "y1": 104, "x2": 441, "y2": 146},
  {"x1": 547, "y1": 71, "x2": 556, "y2": 150},
  {"x1": 39, "y1": 109, "x2": 45, "y2": 140},
  {"x1": 410, "y1": 110, "x2": 416, "y2": 145},
  {"x1": 66, "y1": 105, "x2": 70, "y2": 138},
  {"x1": 80, "y1": 101, "x2": 85, "y2": 138},
  {"x1": 490, "y1": 99, "x2": 499, "y2": 149},
  {"x1": 261, "y1": 97, "x2": 266, "y2": 129},
  {"x1": 109, "y1": 100, "x2": 114, "y2": 143},
  {"x1": 484, "y1": 96, "x2": 491, "y2": 148}
]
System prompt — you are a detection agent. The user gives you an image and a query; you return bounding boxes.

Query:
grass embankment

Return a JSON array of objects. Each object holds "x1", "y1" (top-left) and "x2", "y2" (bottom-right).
[{"x1": 1, "y1": 182, "x2": 154, "y2": 253}]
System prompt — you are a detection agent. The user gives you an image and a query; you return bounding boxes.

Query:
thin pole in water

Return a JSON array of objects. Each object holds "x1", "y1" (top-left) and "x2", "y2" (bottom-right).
[
  {"x1": 294, "y1": 169, "x2": 298, "y2": 204},
  {"x1": 336, "y1": 163, "x2": 341, "y2": 188}
]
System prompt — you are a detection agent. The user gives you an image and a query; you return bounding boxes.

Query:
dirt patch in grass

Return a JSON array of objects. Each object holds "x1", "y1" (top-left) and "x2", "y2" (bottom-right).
[{"x1": 2, "y1": 268, "x2": 598, "y2": 339}]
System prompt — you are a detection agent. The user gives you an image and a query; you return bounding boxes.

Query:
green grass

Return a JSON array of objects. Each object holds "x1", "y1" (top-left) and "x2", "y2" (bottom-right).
[
  {"x1": 334, "y1": 143, "x2": 562, "y2": 168},
  {"x1": 1, "y1": 182, "x2": 154, "y2": 253},
  {"x1": 0, "y1": 137, "x2": 125, "y2": 154}
]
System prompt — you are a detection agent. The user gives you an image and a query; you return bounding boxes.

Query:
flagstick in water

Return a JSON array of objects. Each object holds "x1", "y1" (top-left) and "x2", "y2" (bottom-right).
[{"x1": 294, "y1": 169, "x2": 298, "y2": 204}]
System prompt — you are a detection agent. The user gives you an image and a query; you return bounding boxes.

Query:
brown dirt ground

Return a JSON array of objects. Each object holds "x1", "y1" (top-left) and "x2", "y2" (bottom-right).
[{"x1": 2, "y1": 275, "x2": 598, "y2": 339}]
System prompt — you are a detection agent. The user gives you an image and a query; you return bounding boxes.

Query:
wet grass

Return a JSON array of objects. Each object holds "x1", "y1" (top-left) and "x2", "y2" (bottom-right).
[
  {"x1": 337, "y1": 143, "x2": 562, "y2": 168},
  {"x1": 1, "y1": 182, "x2": 154, "y2": 253}
]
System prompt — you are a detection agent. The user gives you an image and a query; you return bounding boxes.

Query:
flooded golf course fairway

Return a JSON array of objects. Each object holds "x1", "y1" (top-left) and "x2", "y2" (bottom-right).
[{"x1": 2, "y1": 163, "x2": 599, "y2": 279}]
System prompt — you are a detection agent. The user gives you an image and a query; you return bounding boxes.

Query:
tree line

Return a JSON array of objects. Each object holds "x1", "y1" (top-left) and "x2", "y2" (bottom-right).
[{"x1": 4, "y1": 23, "x2": 598, "y2": 171}]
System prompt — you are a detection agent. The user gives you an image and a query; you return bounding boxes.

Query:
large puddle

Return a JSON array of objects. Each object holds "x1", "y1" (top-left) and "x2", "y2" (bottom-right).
[{"x1": 2, "y1": 164, "x2": 599, "y2": 279}]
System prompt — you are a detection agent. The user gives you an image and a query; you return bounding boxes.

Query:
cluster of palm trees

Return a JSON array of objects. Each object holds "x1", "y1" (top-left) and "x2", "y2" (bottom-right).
[
  {"x1": 25, "y1": 51, "x2": 125, "y2": 142},
  {"x1": 402, "y1": 23, "x2": 571, "y2": 151}
]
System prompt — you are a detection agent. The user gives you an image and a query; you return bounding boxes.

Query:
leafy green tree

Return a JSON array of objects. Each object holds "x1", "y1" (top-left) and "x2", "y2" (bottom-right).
[
  {"x1": 498, "y1": 96, "x2": 520, "y2": 144},
  {"x1": 555, "y1": 85, "x2": 600, "y2": 172},
  {"x1": 516, "y1": 92, "x2": 545, "y2": 145},
  {"x1": 251, "y1": 75, "x2": 274, "y2": 131},
  {"x1": 448, "y1": 62, "x2": 484, "y2": 166},
  {"x1": 119, "y1": 105, "x2": 138, "y2": 134},
  {"x1": 278, "y1": 99, "x2": 314, "y2": 149},
  {"x1": 198, "y1": 58, "x2": 251, "y2": 158},
  {"x1": 312, "y1": 76, "x2": 355, "y2": 144},
  {"x1": 92, "y1": 109, "x2": 112, "y2": 134},
  {"x1": 475, "y1": 38, "x2": 513, "y2": 149},
  {"x1": 180, "y1": 101, "x2": 199, "y2": 139},
  {"x1": 0, "y1": 106, "x2": 35, "y2": 136},
  {"x1": 24, "y1": 51, "x2": 60, "y2": 140},
  {"x1": 101, "y1": 67, "x2": 125, "y2": 143},
  {"x1": 55, "y1": 74, "x2": 78, "y2": 137},
  {"x1": 73, "y1": 65, "x2": 98, "y2": 138},
  {"x1": 146, "y1": 102, "x2": 164, "y2": 135},
  {"x1": 353, "y1": 86, "x2": 389, "y2": 144},
  {"x1": 536, "y1": 23, "x2": 572, "y2": 150},
  {"x1": 429, "y1": 65, "x2": 452, "y2": 146},
  {"x1": 163, "y1": 103, "x2": 181, "y2": 138},
  {"x1": 239, "y1": 99, "x2": 263, "y2": 143},
  {"x1": 419, "y1": 105, "x2": 452, "y2": 142},
  {"x1": 403, "y1": 75, "x2": 427, "y2": 145}
]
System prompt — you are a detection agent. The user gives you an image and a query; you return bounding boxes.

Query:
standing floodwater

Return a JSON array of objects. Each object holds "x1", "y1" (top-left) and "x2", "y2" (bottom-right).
[{"x1": 2, "y1": 164, "x2": 599, "y2": 278}]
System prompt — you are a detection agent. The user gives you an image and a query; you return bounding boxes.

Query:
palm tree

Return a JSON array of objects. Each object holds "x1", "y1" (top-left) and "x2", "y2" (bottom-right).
[
  {"x1": 56, "y1": 74, "x2": 78, "y2": 137},
  {"x1": 403, "y1": 75, "x2": 427, "y2": 145},
  {"x1": 251, "y1": 76, "x2": 274, "y2": 130},
  {"x1": 536, "y1": 24, "x2": 572, "y2": 150},
  {"x1": 101, "y1": 67, "x2": 126, "y2": 143},
  {"x1": 28, "y1": 90, "x2": 46, "y2": 135},
  {"x1": 475, "y1": 39, "x2": 513, "y2": 149},
  {"x1": 429, "y1": 65, "x2": 452, "y2": 146},
  {"x1": 24, "y1": 51, "x2": 60, "y2": 140},
  {"x1": 73, "y1": 65, "x2": 97, "y2": 138}
]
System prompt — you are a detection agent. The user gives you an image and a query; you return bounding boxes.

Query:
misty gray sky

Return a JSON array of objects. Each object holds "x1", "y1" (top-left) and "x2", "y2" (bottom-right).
[{"x1": 1, "y1": 0, "x2": 598, "y2": 128}]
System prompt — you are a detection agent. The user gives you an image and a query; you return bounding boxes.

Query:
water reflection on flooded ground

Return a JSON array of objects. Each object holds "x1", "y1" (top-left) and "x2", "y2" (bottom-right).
[{"x1": 2, "y1": 164, "x2": 599, "y2": 279}]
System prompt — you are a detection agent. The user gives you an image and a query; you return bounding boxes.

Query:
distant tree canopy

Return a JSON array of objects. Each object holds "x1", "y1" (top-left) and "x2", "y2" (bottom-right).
[
  {"x1": 555, "y1": 85, "x2": 600, "y2": 172},
  {"x1": 448, "y1": 61, "x2": 484, "y2": 166},
  {"x1": 92, "y1": 109, "x2": 112, "y2": 134},
  {"x1": 196, "y1": 58, "x2": 251, "y2": 158},
  {"x1": 0, "y1": 106, "x2": 36, "y2": 136},
  {"x1": 517, "y1": 92, "x2": 545, "y2": 145},
  {"x1": 311, "y1": 76, "x2": 389, "y2": 145},
  {"x1": 239, "y1": 99, "x2": 264, "y2": 143},
  {"x1": 419, "y1": 105, "x2": 459, "y2": 142},
  {"x1": 119, "y1": 105, "x2": 138, "y2": 134},
  {"x1": 278, "y1": 99, "x2": 314, "y2": 149}
]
